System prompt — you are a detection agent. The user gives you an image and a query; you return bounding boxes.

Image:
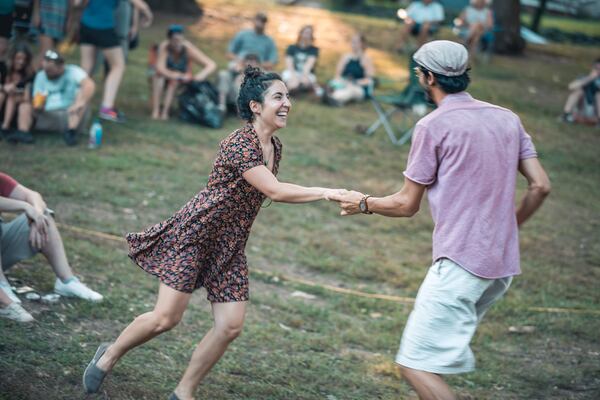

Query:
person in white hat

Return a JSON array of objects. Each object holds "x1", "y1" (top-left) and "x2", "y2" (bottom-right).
[{"x1": 331, "y1": 40, "x2": 551, "y2": 399}]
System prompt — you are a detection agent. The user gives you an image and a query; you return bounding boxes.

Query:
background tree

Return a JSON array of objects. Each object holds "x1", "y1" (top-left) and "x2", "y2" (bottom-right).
[
  {"x1": 530, "y1": 0, "x2": 549, "y2": 33},
  {"x1": 492, "y1": 0, "x2": 526, "y2": 54}
]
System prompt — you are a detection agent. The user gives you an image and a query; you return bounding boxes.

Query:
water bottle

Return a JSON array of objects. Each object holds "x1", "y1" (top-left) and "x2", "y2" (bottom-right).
[{"x1": 88, "y1": 119, "x2": 103, "y2": 149}]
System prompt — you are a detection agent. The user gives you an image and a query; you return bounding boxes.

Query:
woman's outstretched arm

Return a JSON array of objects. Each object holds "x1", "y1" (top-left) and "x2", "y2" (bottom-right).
[{"x1": 243, "y1": 165, "x2": 345, "y2": 203}]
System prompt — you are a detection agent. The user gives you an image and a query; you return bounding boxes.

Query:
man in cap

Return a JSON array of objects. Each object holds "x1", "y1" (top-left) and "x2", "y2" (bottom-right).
[
  {"x1": 332, "y1": 40, "x2": 550, "y2": 399},
  {"x1": 217, "y1": 12, "x2": 278, "y2": 113},
  {"x1": 8, "y1": 49, "x2": 95, "y2": 146}
]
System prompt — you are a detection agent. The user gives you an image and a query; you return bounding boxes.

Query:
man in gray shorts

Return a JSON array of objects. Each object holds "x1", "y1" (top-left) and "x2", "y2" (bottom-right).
[
  {"x1": 0, "y1": 172, "x2": 103, "y2": 323},
  {"x1": 332, "y1": 41, "x2": 551, "y2": 399}
]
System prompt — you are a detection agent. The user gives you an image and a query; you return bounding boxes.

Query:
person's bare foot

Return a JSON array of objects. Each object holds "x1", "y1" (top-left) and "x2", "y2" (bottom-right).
[
  {"x1": 152, "y1": 110, "x2": 160, "y2": 120},
  {"x1": 160, "y1": 113, "x2": 169, "y2": 121}
]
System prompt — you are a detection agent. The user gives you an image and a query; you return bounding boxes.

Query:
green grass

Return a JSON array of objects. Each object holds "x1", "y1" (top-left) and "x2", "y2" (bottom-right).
[{"x1": 1, "y1": 1, "x2": 600, "y2": 399}]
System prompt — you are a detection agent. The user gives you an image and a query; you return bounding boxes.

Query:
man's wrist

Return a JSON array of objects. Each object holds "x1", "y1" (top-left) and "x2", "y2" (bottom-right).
[{"x1": 359, "y1": 195, "x2": 373, "y2": 214}]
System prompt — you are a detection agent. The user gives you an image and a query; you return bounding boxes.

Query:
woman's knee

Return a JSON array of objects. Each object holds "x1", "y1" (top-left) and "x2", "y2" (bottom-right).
[
  {"x1": 214, "y1": 319, "x2": 244, "y2": 342},
  {"x1": 152, "y1": 310, "x2": 183, "y2": 333}
]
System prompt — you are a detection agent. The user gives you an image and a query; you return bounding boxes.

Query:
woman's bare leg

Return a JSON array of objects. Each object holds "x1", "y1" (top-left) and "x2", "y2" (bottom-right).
[
  {"x1": 17, "y1": 101, "x2": 33, "y2": 132},
  {"x1": 331, "y1": 83, "x2": 364, "y2": 105},
  {"x1": 80, "y1": 44, "x2": 96, "y2": 75},
  {"x1": 174, "y1": 301, "x2": 247, "y2": 400},
  {"x1": 100, "y1": 47, "x2": 125, "y2": 109},
  {"x1": 151, "y1": 75, "x2": 165, "y2": 119},
  {"x1": 160, "y1": 79, "x2": 180, "y2": 120},
  {"x1": 2, "y1": 95, "x2": 16, "y2": 130},
  {"x1": 95, "y1": 283, "x2": 191, "y2": 372}
]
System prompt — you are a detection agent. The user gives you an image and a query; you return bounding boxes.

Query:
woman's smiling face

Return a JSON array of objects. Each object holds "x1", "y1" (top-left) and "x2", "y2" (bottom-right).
[{"x1": 252, "y1": 80, "x2": 292, "y2": 129}]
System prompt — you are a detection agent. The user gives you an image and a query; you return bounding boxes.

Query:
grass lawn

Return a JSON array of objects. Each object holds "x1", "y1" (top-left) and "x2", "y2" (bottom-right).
[{"x1": 1, "y1": 1, "x2": 599, "y2": 399}]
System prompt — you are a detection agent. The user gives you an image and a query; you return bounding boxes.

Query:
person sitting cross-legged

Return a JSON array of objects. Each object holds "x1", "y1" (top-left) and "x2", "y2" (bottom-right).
[{"x1": 0, "y1": 171, "x2": 103, "y2": 323}]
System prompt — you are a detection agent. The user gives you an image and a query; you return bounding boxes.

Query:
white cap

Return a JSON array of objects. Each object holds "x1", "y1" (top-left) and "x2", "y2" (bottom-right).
[{"x1": 413, "y1": 40, "x2": 469, "y2": 77}]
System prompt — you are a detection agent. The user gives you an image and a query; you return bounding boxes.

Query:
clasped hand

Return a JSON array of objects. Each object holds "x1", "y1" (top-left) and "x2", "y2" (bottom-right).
[{"x1": 325, "y1": 189, "x2": 366, "y2": 216}]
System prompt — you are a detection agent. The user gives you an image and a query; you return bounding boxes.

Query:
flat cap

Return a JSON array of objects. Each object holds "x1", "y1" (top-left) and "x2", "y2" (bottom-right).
[{"x1": 413, "y1": 40, "x2": 468, "y2": 77}]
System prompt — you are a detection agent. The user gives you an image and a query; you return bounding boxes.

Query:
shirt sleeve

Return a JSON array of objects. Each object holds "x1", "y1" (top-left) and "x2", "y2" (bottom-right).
[
  {"x1": 266, "y1": 38, "x2": 278, "y2": 64},
  {"x1": 435, "y1": 4, "x2": 445, "y2": 21},
  {"x1": 223, "y1": 134, "x2": 264, "y2": 175},
  {"x1": 69, "y1": 65, "x2": 88, "y2": 85},
  {"x1": 228, "y1": 32, "x2": 243, "y2": 55},
  {"x1": 406, "y1": 3, "x2": 416, "y2": 19},
  {"x1": 32, "y1": 72, "x2": 44, "y2": 95},
  {"x1": 403, "y1": 124, "x2": 439, "y2": 185},
  {"x1": 285, "y1": 45, "x2": 295, "y2": 57},
  {"x1": 0, "y1": 172, "x2": 18, "y2": 197},
  {"x1": 517, "y1": 119, "x2": 538, "y2": 160}
]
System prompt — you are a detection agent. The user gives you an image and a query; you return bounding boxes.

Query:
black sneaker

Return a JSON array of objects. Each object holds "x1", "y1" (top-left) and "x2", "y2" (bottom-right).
[
  {"x1": 63, "y1": 129, "x2": 78, "y2": 146},
  {"x1": 0, "y1": 128, "x2": 9, "y2": 140},
  {"x1": 6, "y1": 130, "x2": 34, "y2": 144}
]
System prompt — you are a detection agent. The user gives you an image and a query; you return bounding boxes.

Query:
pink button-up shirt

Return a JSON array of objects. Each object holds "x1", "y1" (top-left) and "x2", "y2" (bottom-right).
[{"x1": 404, "y1": 92, "x2": 537, "y2": 278}]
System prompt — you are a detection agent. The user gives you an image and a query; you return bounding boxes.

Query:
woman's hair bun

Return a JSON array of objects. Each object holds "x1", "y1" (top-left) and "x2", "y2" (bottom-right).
[{"x1": 243, "y1": 66, "x2": 262, "y2": 81}]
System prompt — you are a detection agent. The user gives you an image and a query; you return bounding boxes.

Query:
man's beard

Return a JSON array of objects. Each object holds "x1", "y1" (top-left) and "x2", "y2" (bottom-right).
[{"x1": 421, "y1": 83, "x2": 436, "y2": 106}]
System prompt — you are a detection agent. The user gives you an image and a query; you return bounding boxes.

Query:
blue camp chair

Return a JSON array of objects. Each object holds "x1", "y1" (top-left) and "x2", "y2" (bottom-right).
[{"x1": 362, "y1": 57, "x2": 430, "y2": 145}]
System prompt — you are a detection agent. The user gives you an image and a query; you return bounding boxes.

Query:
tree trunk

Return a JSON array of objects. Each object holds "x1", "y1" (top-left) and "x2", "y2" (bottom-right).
[
  {"x1": 492, "y1": 0, "x2": 525, "y2": 54},
  {"x1": 531, "y1": 0, "x2": 548, "y2": 33}
]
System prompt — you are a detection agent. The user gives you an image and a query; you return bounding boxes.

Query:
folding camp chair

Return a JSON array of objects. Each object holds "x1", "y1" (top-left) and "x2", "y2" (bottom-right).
[{"x1": 362, "y1": 57, "x2": 429, "y2": 146}]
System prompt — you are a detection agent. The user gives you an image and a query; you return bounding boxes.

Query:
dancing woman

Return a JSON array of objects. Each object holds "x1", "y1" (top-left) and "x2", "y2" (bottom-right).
[{"x1": 83, "y1": 66, "x2": 345, "y2": 400}]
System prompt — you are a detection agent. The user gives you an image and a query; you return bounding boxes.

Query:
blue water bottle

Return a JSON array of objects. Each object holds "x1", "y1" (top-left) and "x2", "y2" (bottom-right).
[{"x1": 88, "y1": 119, "x2": 103, "y2": 149}]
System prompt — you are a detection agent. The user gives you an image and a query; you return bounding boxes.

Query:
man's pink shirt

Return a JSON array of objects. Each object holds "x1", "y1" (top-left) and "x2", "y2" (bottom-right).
[{"x1": 404, "y1": 92, "x2": 537, "y2": 278}]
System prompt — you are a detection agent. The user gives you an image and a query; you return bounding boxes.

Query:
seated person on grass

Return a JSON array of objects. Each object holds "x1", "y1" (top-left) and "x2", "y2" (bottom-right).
[
  {"x1": 282, "y1": 25, "x2": 322, "y2": 96},
  {"x1": 1, "y1": 44, "x2": 35, "y2": 142},
  {"x1": 455, "y1": 0, "x2": 494, "y2": 57},
  {"x1": 324, "y1": 33, "x2": 375, "y2": 106},
  {"x1": 397, "y1": 0, "x2": 445, "y2": 53},
  {"x1": 217, "y1": 12, "x2": 278, "y2": 113},
  {"x1": 150, "y1": 24, "x2": 216, "y2": 120},
  {"x1": 25, "y1": 50, "x2": 95, "y2": 146},
  {"x1": 561, "y1": 57, "x2": 600, "y2": 126},
  {"x1": 0, "y1": 172, "x2": 103, "y2": 323}
]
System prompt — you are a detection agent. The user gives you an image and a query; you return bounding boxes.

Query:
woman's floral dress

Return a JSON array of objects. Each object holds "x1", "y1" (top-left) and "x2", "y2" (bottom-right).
[{"x1": 126, "y1": 124, "x2": 282, "y2": 302}]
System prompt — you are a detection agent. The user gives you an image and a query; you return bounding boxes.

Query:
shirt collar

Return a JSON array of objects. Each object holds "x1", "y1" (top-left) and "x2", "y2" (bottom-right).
[{"x1": 438, "y1": 92, "x2": 473, "y2": 107}]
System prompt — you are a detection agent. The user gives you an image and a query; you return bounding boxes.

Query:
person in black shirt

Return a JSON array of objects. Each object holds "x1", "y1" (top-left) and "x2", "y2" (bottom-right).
[
  {"x1": 282, "y1": 25, "x2": 322, "y2": 95},
  {"x1": 324, "y1": 33, "x2": 375, "y2": 106}
]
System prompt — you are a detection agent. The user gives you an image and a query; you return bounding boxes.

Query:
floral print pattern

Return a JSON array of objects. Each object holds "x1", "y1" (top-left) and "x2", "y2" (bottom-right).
[{"x1": 126, "y1": 124, "x2": 282, "y2": 302}]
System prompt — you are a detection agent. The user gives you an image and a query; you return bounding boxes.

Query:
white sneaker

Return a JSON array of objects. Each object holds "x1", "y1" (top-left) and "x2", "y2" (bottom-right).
[
  {"x1": 54, "y1": 277, "x2": 103, "y2": 302},
  {"x1": 0, "y1": 280, "x2": 21, "y2": 304},
  {"x1": 0, "y1": 302, "x2": 34, "y2": 322}
]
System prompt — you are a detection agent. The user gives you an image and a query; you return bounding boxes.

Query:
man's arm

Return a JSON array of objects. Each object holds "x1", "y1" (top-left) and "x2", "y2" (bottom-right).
[
  {"x1": 332, "y1": 176, "x2": 426, "y2": 218},
  {"x1": 129, "y1": 0, "x2": 153, "y2": 28},
  {"x1": 568, "y1": 70, "x2": 599, "y2": 91},
  {"x1": 516, "y1": 158, "x2": 551, "y2": 227},
  {"x1": 8, "y1": 184, "x2": 47, "y2": 215},
  {"x1": 185, "y1": 41, "x2": 217, "y2": 81},
  {"x1": 70, "y1": 77, "x2": 95, "y2": 113}
]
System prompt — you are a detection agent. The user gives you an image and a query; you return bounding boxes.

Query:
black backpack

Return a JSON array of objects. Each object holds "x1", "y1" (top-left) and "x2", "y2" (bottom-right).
[{"x1": 178, "y1": 81, "x2": 223, "y2": 129}]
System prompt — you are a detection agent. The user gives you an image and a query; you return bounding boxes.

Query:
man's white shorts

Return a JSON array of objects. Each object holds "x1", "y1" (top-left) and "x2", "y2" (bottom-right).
[{"x1": 395, "y1": 258, "x2": 512, "y2": 374}]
